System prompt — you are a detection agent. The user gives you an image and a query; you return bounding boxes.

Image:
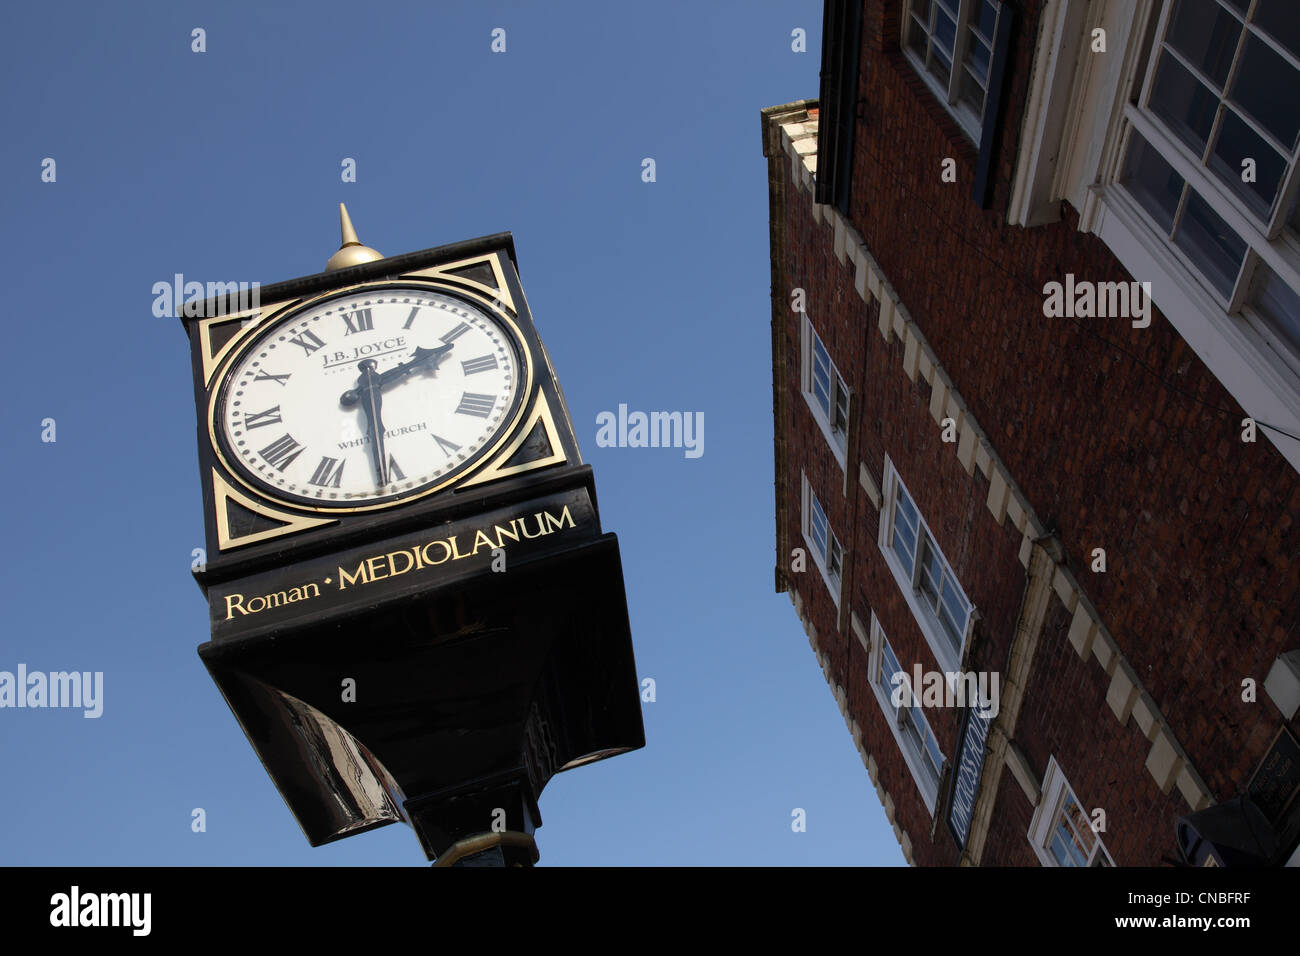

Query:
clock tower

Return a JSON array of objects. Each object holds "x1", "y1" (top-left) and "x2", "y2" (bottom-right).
[{"x1": 182, "y1": 207, "x2": 645, "y2": 865}]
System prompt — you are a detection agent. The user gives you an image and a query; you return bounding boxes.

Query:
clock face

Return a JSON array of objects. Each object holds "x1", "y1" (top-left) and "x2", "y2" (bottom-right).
[{"x1": 213, "y1": 284, "x2": 527, "y2": 510}]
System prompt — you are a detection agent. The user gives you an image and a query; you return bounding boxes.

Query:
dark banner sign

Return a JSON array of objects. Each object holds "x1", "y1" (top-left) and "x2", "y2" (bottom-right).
[
  {"x1": 1248, "y1": 727, "x2": 1300, "y2": 825},
  {"x1": 207, "y1": 487, "x2": 596, "y2": 640},
  {"x1": 947, "y1": 698, "x2": 992, "y2": 850}
]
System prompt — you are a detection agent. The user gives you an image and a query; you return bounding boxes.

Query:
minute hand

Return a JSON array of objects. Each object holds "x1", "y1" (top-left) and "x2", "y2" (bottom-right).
[
  {"x1": 340, "y1": 344, "x2": 454, "y2": 407},
  {"x1": 353, "y1": 359, "x2": 388, "y2": 486}
]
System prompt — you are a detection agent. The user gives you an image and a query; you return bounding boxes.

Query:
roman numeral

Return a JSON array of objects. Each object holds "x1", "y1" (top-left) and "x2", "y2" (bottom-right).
[
  {"x1": 461, "y1": 354, "x2": 498, "y2": 375},
  {"x1": 243, "y1": 406, "x2": 283, "y2": 429},
  {"x1": 341, "y1": 308, "x2": 374, "y2": 335},
  {"x1": 259, "y1": 434, "x2": 305, "y2": 471},
  {"x1": 387, "y1": 453, "x2": 406, "y2": 483},
  {"x1": 308, "y1": 456, "x2": 345, "y2": 488},
  {"x1": 455, "y1": 392, "x2": 496, "y2": 418},
  {"x1": 252, "y1": 370, "x2": 291, "y2": 386},
  {"x1": 289, "y1": 329, "x2": 326, "y2": 355},
  {"x1": 432, "y1": 433, "x2": 461, "y2": 457},
  {"x1": 440, "y1": 321, "x2": 471, "y2": 344},
  {"x1": 403, "y1": 307, "x2": 420, "y2": 330}
]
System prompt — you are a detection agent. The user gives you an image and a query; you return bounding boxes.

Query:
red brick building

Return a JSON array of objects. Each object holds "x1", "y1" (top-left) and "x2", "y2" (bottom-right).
[{"x1": 765, "y1": 0, "x2": 1300, "y2": 866}]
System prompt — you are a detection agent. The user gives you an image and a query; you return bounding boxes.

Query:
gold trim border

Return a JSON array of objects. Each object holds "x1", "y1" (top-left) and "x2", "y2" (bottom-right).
[{"x1": 204, "y1": 275, "x2": 535, "y2": 516}]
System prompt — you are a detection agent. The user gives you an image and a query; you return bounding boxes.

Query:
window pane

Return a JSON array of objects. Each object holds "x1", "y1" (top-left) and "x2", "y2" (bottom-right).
[
  {"x1": 1173, "y1": 188, "x2": 1249, "y2": 298},
  {"x1": 811, "y1": 496, "x2": 828, "y2": 556},
  {"x1": 893, "y1": 520, "x2": 917, "y2": 571},
  {"x1": 813, "y1": 336, "x2": 830, "y2": 375},
  {"x1": 812, "y1": 360, "x2": 830, "y2": 393},
  {"x1": 930, "y1": 45, "x2": 953, "y2": 86},
  {"x1": 1064, "y1": 799, "x2": 1098, "y2": 855},
  {"x1": 880, "y1": 642, "x2": 903, "y2": 703},
  {"x1": 1149, "y1": 52, "x2": 1221, "y2": 158},
  {"x1": 959, "y1": 64, "x2": 987, "y2": 118},
  {"x1": 933, "y1": 8, "x2": 957, "y2": 57},
  {"x1": 966, "y1": 34, "x2": 991, "y2": 83},
  {"x1": 1166, "y1": 0, "x2": 1241, "y2": 89},
  {"x1": 1121, "y1": 131, "x2": 1185, "y2": 234},
  {"x1": 937, "y1": 0, "x2": 959, "y2": 17},
  {"x1": 895, "y1": 486, "x2": 919, "y2": 530},
  {"x1": 1251, "y1": 262, "x2": 1300, "y2": 359},
  {"x1": 1209, "y1": 107, "x2": 1288, "y2": 218},
  {"x1": 924, "y1": 729, "x2": 944, "y2": 778},
  {"x1": 907, "y1": 16, "x2": 930, "y2": 59},
  {"x1": 938, "y1": 604, "x2": 964, "y2": 652},
  {"x1": 976, "y1": 0, "x2": 999, "y2": 42},
  {"x1": 941, "y1": 576, "x2": 968, "y2": 632},
  {"x1": 1050, "y1": 826, "x2": 1088, "y2": 867},
  {"x1": 919, "y1": 539, "x2": 943, "y2": 597},
  {"x1": 829, "y1": 537, "x2": 842, "y2": 579},
  {"x1": 833, "y1": 378, "x2": 849, "y2": 432},
  {"x1": 1228, "y1": 33, "x2": 1300, "y2": 152},
  {"x1": 1254, "y1": 0, "x2": 1300, "y2": 58}
]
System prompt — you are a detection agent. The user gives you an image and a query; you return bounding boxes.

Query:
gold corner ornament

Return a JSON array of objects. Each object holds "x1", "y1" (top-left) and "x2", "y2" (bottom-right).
[
  {"x1": 212, "y1": 469, "x2": 335, "y2": 551},
  {"x1": 326, "y1": 203, "x2": 384, "y2": 272},
  {"x1": 457, "y1": 391, "x2": 568, "y2": 489},
  {"x1": 399, "y1": 252, "x2": 518, "y2": 317}
]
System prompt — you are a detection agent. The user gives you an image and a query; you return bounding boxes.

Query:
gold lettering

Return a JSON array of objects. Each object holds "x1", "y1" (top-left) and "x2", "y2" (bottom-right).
[
  {"x1": 518, "y1": 513, "x2": 546, "y2": 539},
  {"x1": 387, "y1": 549, "x2": 415, "y2": 577},
  {"x1": 225, "y1": 593, "x2": 246, "y2": 619},
  {"x1": 543, "y1": 506, "x2": 576, "y2": 534},
  {"x1": 366, "y1": 555, "x2": 389, "y2": 581},
  {"x1": 266, "y1": 590, "x2": 288, "y2": 608},
  {"x1": 493, "y1": 521, "x2": 520, "y2": 546},
  {"x1": 471, "y1": 529, "x2": 496, "y2": 555},
  {"x1": 422, "y1": 540, "x2": 452, "y2": 565},
  {"x1": 338, "y1": 562, "x2": 368, "y2": 589},
  {"x1": 247, "y1": 595, "x2": 267, "y2": 613},
  {"x1": 448, "y1": 535, "x2": 467, "y2": 559},
  {"x1": 303, "y1": 582, "x2": 320, "y2": 599}
]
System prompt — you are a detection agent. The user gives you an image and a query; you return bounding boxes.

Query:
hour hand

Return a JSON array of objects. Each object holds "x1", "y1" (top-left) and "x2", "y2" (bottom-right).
[{"x1": 340, "y1": 344, "x2": 453, "y2": 407}]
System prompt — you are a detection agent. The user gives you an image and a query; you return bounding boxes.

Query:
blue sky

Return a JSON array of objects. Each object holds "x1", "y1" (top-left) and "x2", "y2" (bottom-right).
[{"x1": 0, "y1": 0, "x2": 901, "y2": 865}]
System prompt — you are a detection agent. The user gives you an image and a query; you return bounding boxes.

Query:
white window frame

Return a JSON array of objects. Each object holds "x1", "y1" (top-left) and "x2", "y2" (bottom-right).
[
  {"x1": 801, "y1": 472, "x2": 844, "y2": 606},
  {"x1": 800, "y1": 312, "x2": 851, "y2": 470},
  {"x1": 1008, "y1": 0, "x2": 1300, "y2": 473},
  {"x1": 900, "y1": 0, "x2": 1006, "y2": 142},
  {"x1": 1115, "y1": 0, "x2": 1300, "y2": 373},
  {"x1": 864, "y1": 611, "x2": 945, "y2": 813},
  {"x1": 1027, "y1": 757, "x2": 1115, "y2": 867},
  {"x1": 877, "y1": 456, "x2": 976, "y2": 675}
]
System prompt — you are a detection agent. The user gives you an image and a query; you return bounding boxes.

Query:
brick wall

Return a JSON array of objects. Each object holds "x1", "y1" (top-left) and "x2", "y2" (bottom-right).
[{"x1": 771, "y1": 0, "x2": 1300, "y2": 865}]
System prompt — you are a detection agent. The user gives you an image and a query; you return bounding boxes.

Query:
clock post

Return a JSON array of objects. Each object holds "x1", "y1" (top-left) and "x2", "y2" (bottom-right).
[{"x1": 181, "y1": 206, "x2": 644, "y2": 865}]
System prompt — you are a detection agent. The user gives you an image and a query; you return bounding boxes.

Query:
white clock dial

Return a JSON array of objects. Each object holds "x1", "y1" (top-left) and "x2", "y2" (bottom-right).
[{"x1": 216, "y1": 286, "x2": 524, "y2": 508}]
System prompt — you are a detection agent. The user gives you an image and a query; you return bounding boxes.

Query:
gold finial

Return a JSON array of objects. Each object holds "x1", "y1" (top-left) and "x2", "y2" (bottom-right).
[{"x1": 326, "y1": 203, "x2": 384, "y2": 271}]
